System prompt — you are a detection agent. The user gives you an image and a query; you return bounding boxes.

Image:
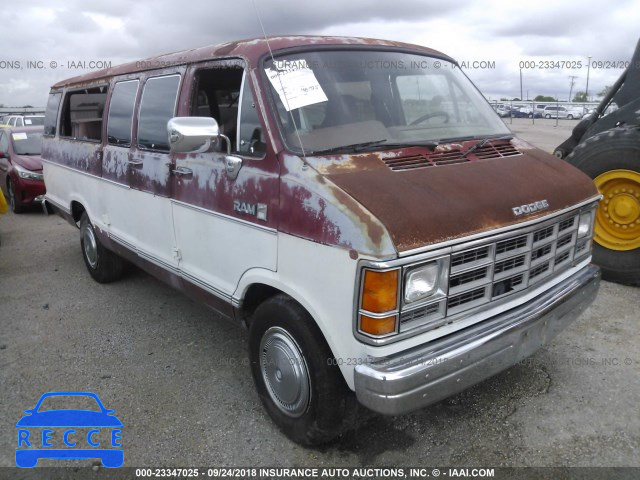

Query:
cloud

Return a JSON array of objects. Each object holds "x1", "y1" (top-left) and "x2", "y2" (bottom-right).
[{"x1": 0, "y1": 0, "x2": 637, "y2": 107}]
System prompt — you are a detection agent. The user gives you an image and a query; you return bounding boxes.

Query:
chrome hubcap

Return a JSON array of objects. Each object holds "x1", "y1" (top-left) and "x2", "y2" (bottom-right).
[
  {"x1": 260, "y1": 327, "x2": 310, "y2": 417},
  {"x1": 82, "y1": 223, "x2": 98, "y2": 269}
]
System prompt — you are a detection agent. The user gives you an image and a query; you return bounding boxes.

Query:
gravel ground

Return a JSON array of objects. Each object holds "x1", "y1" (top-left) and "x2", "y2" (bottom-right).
[{"x1": 0, "y1": 119, "x2": 638, "y2": 471}]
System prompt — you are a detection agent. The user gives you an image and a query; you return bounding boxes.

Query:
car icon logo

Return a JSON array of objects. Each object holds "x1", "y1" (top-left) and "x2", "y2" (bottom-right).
[{"x1": 16, "y1": 391, "x2": 123, "y2": 468}]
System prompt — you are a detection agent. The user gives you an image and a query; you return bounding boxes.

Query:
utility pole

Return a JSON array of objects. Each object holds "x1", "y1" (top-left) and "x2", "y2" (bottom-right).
[
  {"x1": 520, "y1": 68, "x2": 523, "y2": 101},
  {"x1": 568, "y1": 75, "x2": 577, "y2": 102},
  {"x1": 586, "y1": 55, "x2": 592, "y2": 102}
]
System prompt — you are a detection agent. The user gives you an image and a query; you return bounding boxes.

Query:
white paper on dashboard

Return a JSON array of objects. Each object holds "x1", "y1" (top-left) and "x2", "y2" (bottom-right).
[{"x1": 265, "y1": 63, "x2": 328, "y2": 111}]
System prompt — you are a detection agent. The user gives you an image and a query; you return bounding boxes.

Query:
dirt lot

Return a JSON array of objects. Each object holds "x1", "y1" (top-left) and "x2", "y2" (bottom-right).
[{"x1": 0, "y1": 119, "x2": 638, "y2": 471}]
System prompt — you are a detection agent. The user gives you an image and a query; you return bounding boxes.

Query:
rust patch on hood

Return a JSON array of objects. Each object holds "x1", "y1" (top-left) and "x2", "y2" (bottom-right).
[
  {"x1": 305, "y1": 152, "x2": 387, "y2": 175},
  {"x1": 434, "y1": 143, "x2": 464, "y2": 152},
  {"x1": 325, "y1": 148, "x2": 598, "y2": 252}
]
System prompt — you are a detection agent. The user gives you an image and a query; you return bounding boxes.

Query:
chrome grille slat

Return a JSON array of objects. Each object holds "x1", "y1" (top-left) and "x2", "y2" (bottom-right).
[
  {"x1": 399, "y1": 300, "x2": 446, "y2": 332},
  {"x1": 444, "y1": 207, "x2": 590, "y2": 316}
]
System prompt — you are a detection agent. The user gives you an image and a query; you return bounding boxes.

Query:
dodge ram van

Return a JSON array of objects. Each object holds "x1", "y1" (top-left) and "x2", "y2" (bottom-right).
[{"x1": 42, "y1": 36, "x2": 601, "y2": 445}]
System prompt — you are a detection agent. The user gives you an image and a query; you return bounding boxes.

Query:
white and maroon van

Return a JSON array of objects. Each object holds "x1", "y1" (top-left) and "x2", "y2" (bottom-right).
[{"x1": 42, "y1": 36, "x2": 601, "y2": 445}]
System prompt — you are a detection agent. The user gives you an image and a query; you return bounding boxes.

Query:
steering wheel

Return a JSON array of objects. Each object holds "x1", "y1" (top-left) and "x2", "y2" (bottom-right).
[{"x1": 409, "y1": 111, "x2": 450, "y2": 125}]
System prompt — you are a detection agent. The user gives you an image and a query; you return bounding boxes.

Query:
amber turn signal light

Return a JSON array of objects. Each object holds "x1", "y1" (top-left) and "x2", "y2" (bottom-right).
[
  {"x1": 360, "y1": 314, "x2": 397, "y2": 336},
  {"x1": 361, "y1": 269, "x2": 399, "y2": 313}
]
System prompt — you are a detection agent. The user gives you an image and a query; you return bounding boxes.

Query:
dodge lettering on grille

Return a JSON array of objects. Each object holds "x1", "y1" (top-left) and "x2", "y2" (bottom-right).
[{"x1": 512, "y1": 199, "x2": 550, "y2": 216}]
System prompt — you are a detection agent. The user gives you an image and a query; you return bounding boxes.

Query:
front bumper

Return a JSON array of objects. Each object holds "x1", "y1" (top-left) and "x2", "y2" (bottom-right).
[
  {"x1": 12, "y1": 176, "x2": 45, "y2": 206},
  {"x1": 354, "y1": 264, "x2": 600, "y2": 415}
]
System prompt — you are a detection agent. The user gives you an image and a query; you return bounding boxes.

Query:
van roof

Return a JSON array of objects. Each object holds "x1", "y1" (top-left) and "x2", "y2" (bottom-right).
[{"x1": 51, "y1": 35, "x2": 453, "y2": 90}]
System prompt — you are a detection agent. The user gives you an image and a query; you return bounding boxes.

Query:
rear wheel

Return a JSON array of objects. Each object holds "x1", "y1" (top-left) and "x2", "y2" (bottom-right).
[
  {"x1": 566, "y1": 127, "x2": 640, "y2": 285},
  {"x1": 249, "y1": 294, "x2": 355, "y2": 445},
  {"x1": 80, "y1": 212, "x2": 125, "y2": 283},
  {"x1": 8, "y1": 178, "x2": 25, "y2": 213}
]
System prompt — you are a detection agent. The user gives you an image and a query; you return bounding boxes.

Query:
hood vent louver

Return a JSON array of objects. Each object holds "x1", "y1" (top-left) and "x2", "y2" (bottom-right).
[{"x1": 383, "y1": 142, "x2": 521, "y2": 172}]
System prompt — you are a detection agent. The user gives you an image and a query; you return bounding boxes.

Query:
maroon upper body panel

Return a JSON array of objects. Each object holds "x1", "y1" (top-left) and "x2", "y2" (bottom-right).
[{"x1": 51, "y1": 36, "x2": 453, "y2": 89}]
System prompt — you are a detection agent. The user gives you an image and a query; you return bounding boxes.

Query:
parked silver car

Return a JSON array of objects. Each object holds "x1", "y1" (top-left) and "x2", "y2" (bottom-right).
[
  {"x1": 543, "y1": 106, "x2": 577, "y2": 119},
  {"x1": 2, "y1": 115, "x2": 45, "y2": 127}
]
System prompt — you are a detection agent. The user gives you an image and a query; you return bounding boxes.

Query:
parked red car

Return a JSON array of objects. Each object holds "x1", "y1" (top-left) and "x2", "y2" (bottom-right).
[{"x1": 0, "y1": 126, "x2": 45, "y2": 213}]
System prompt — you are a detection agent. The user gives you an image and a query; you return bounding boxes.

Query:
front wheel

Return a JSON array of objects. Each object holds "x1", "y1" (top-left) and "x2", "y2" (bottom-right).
[
  {"x1": 566, "y1": 127, "x2": 640, "y2": 285},
  {"x1": 80, "y1": 212, "x2": 125, "y2": 283},
  {"x1": 249, "y1": 294, "x2": 355, "y2": 445}
]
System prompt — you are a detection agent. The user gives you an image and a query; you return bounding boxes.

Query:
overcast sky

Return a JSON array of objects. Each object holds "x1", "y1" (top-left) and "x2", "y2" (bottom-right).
[{"x1": 1, "y1": 0, "x2": 638, "y2": 108}]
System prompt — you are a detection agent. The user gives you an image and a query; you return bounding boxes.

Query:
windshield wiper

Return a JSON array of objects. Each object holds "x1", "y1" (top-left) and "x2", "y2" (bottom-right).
[
  {"x1": 309, "y1": 139, "x2": 442, "y2": 155},
  {"x1": 359, "y1": 140, "x2": 440, "y2": 152},
  {"x1": 308, "y1": 139, "x2": 388, "y2": 155},
  {"x1": 462, "y1": 135, "x2": 513, "y2": 158}
]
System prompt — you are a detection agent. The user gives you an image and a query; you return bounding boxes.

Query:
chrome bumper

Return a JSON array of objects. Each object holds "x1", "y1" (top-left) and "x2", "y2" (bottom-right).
[{"x1": 354, "y1": 264, "x2": 600, "y2": 415}]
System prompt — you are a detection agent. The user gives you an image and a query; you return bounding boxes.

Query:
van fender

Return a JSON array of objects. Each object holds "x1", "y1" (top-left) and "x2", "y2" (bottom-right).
[{"x1": 233, "y1": 240, "x2": 363, "y2": 391}]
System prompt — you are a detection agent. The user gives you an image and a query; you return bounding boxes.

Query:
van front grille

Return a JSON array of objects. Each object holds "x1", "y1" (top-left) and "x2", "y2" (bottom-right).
[
  {"x1": 358, "y1": 203, "x2": 597, "y2": 344},
  {"x1": 444, "y1": 208, "x2": 592, "y2": 316}
]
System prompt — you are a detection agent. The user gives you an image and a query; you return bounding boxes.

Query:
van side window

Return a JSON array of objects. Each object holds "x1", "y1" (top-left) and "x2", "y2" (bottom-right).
[
  {"x1": 190, "y1": 63, "x2": 244, "y2": 152},
  {"x1": 237, "y1": 74, "x2": 266, "y2": 156},
  {"x1": 60, "y1": 86, "x2": 108, "y2": 142},
  {"x1": 138, "y1": 75, "x2": 180, "y2": 152},
  {"x1": 107, "y1": 80, "x2": 139, "y2": 147},
  {"x1": 44, "y1": 93, "x2": 62, "y2": 136}
]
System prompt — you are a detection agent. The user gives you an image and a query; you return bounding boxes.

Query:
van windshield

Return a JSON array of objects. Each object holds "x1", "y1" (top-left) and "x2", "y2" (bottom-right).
[{"x1": 264, "y1": 50, "x2": 509, "y2": 154}]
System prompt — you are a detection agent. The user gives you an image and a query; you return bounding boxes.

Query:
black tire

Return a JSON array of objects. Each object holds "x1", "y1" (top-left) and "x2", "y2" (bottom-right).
[
  {"x1": 8, "y1": 178, "x2": 25, "y2": 214},
  {"x1": 249, "y1": 294, "x2": 356, "y2": 445},
  {"x1": 545, "y1": 114, "x2": 551, "y2": 119},
  {"x1": 568, "y1": 114, "x2": 574, "y2": 120},
  {"x1": 566, "y1": 127, "x2": 640, "y2": 286},
  {"x1": 79, "y1": 212, "x2": 125, "y2": 283}
]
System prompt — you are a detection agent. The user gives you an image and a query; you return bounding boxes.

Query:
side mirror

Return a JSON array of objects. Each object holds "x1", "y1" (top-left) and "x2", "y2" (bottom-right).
[{"x1": 167, "y1": 117, "x2": 219, "y2": 154}]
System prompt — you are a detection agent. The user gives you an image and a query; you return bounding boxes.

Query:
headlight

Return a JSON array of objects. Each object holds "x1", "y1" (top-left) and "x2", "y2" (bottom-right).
[
  {"x1": 578, "y1": 211, "x2": 593, "y2": 238},
  {"x1": 15, "y1": 164, "x2": 43, "y2": 181},
  {"x1": 404, "y1": 262, "x2": 439, "y2": 303}
]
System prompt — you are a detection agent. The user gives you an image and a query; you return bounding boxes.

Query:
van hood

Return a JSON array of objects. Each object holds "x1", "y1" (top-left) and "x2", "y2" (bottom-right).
[
  {"x1": 306, "y1": 140, "x2": 598, "y2": 253},
  {"x1": 13, "y1": 154, "x2": 43, "y2": 171}
]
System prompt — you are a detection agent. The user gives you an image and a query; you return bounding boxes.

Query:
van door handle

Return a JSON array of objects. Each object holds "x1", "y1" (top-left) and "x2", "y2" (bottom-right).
[
  {"x1": 128, "y1": 160, "x2": 143, "y2": 169},
  {"x1": 225, "y1": 155, "x2": 243, "y2": 180},
  {"x1": 172, "y1": 166, "x2": 193, "y2": 178}
]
